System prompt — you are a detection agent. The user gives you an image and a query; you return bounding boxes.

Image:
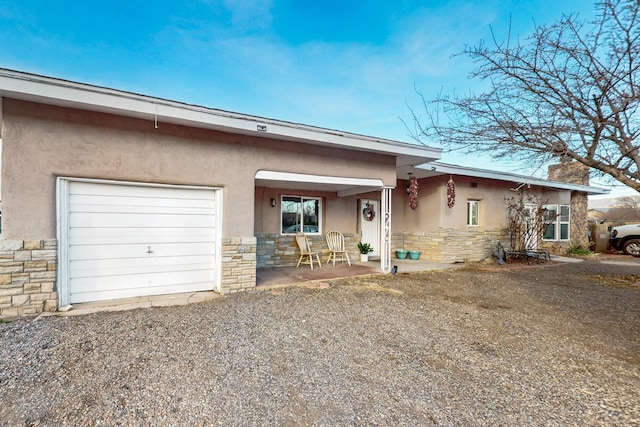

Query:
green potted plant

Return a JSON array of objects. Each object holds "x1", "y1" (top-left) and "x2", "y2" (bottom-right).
[{"x1": 357, "y1": 242, "x2": 373, "y2": 262}]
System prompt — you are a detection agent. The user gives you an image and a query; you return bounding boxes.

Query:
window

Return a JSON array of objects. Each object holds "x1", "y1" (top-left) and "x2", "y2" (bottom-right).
[
  {"x1": 467, "y1": 200, "x2": 479, "y2": 226},
  {"x1": 542, "y1": 204, "x2": 570, "y2": 241},
  {"x1": 281, "y1": 196, "x2": 321, "y2": 234}
]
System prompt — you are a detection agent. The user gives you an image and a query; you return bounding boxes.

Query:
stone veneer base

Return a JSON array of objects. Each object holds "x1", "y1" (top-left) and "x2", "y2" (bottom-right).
[
  {"x1": 0, "y1": 240, "x2": 58, "y2": 318},
  {"x1": 221, "y1": 237, "x2": 257, "y2": 293}
]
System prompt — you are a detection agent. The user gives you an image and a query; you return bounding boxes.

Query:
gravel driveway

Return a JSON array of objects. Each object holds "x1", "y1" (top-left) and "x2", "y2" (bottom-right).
[{"x1": 1, "y1": 259, "x2": 639, "y2": 426}]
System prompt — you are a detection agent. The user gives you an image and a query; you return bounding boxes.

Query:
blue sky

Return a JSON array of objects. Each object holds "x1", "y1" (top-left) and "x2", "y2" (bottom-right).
[{"x1": 3, "y1": 0, "x2": 626, "y2": 194}]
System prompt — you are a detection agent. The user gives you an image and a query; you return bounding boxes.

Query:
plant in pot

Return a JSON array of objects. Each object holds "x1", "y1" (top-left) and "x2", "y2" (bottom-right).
[{"x1": 357, "y1": 242, "x2": 374, "y2": 262}]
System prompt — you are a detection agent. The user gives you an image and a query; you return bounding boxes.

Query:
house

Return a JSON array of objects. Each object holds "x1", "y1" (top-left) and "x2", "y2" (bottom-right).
[
  {"x1": 0, "y1": 69, "x2": 608, "y2": 317},
  {"x1": 393, "y1": 161, "x2": 607, "y2": 262}
]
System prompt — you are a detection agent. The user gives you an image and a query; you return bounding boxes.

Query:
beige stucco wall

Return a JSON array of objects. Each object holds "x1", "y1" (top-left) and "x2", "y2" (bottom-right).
[
  {"x1": 1, "y1": 99, "x2": 397, "y2": 239},
  {"x1": 394, "y1": 176, "x2": 515, "y2": 232}
]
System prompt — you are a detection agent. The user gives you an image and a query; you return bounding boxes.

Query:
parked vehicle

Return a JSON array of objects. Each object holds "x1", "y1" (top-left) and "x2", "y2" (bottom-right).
[
  {"x1": 284, "y1": 224, "x2": 319, "y2": 234},
  {"x1": 609, "y1": 224, "x2": 640, "y2": 256}
]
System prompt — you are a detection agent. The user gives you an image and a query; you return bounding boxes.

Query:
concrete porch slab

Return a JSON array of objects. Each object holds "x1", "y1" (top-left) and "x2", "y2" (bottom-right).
[{"x1": 256, "y1": 259, "x2": 460, "y2": 288}]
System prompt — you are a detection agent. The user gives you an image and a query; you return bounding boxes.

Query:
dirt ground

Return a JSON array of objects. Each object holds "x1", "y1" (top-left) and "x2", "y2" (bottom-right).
[{"x1": 1, "y1": 257, "x2": 639, "y2": 426}]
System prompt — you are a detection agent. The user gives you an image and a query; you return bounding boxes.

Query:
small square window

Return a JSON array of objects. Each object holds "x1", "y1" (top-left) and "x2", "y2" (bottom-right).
[{"x1": 467, "y1": 200, "x2": 479, "y2": 226}]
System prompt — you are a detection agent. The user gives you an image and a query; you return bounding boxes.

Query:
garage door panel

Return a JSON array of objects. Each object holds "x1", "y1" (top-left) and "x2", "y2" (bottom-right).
[
  {"x1": 70, "y1": 256, "x2": 214, "y2": 278},
  {"x1": 70, "y1": 181, "x2": 215, "y2": 200},
  {"x1": 71, "y1": 269, "x2": 215, "y2": 293},
  {"x1": 69, "y1": 229, "x2": 215, "y2": 245},
  {"x1": 64, "y1": 180, "x2": 220, "y2": 304},
  {"x1": 70, "y1": 203, "x2": 216, "y2": 216},
  {"x1": 69, "y1": 212, "x2": 215, "y2": 228},
  {"x1": 70, "y1": 194, "x2": 216, "y2": 210},
  {"x1": 69, "y1": 242, "x2": 215, "y2": 261},
  {"x1": 71, "y1": 281, "x2": 215, "y2": 304}
]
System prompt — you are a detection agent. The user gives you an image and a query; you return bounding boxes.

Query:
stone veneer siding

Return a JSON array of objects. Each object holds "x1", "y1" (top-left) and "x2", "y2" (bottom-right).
[
  {"x1": 256, "y1": 233, "x2": 359, "y2": 268},
  {"x1": 221, "y1": 237, "x2": 257, "y2": 293},
  {"x1": 393, "y1": 228, "x2": 507, "y2": 263},
  {"x1": 0, "y1": 240, "x2": 58, "y2": 318}
]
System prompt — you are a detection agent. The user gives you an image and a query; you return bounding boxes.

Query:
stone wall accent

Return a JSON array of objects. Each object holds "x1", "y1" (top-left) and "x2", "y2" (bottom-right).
[
  {"x1": 0, "y1": 240, "x2": 58, "y2": 318},
  {"x1": 394, "y1": 228, "x2": 507, "y2": 263},
  {"x1": 548, "y1": 160, "x2": 590, "y2": 248},
  {"x1": 256, "y1": 233, "x2": 359, "y2": 268},
  {"x1": 570, "y1": 191, "x2": 589, "y2": 248},
  {"x1": 221, "y1": 237, "x2": 257, "y2": 293}
]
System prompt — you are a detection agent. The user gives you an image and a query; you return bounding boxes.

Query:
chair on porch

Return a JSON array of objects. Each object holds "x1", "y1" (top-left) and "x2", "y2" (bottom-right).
[
  {"x1": 325, "y1": 230, "x2": 351, "y2": 266},
  {"x1": 295, "y1": 232, "x2": 322, "y2": 269}
]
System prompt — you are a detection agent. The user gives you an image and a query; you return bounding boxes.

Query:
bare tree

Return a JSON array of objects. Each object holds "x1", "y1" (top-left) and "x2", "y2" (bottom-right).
[
  {"x1": 614, "y1": 195, "x2": 640, "y2": 208},
  {"x1": 412, "y1": 0, "x2": 640, "y2": 191},
  {"x1": 605, "y1": 195, "x2": 640, "y2": 219},
  {"x1": 605, "y1": 206, "x2": 640, "y2": 219},
  {"x1": 505, "y1": 191, "x2": 549, "y2": 251}
]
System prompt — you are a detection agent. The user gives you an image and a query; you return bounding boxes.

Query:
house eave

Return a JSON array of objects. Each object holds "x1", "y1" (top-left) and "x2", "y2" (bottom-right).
[
  {"x1": 0, "y1": 68, "x2": 441, "y2": 165},
  {"x1": 407, "y1": 162, "x2": 610, "y2": 196}
]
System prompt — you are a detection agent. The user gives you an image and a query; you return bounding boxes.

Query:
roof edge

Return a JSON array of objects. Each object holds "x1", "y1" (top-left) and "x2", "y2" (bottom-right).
[
  {"x1": 416, "y1": 162, "x2": 610, "y2": 195},
  {"x1": 0, "y1": 68, "x2": 441, "y2": 163}
]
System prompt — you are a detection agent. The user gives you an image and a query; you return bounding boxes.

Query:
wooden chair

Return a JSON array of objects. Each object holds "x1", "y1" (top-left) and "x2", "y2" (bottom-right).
[
  {"x1": 325, "y1": 230, "x2": 351, "y2": 266},
  {"x1": 295, "y1": 232, "x2": 321, "y2": 269}
]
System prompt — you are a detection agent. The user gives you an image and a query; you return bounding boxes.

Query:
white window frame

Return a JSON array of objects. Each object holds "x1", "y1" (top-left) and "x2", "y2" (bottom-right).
[
  {"x1": 280, "y1": 195, "x2": 322, "y2": 235},
  {"x1": 542, "y1": 204, "x2": 570, "y2": 241},
  {"x1": 467, "y1": 200, "x2": 479, "y2": 226}
]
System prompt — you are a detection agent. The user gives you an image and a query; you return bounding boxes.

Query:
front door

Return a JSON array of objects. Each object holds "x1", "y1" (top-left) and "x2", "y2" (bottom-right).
[{"x1": 360, "y1": 200, "x2": 380, "y2": 257}]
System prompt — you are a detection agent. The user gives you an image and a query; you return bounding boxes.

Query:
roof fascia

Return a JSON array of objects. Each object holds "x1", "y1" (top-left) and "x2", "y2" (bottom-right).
[
  {"x1": 0, "y1": 69, "x2": 441, "y2": 164},
  {"x1": 417, "y1": 162, "x2": 610, "y2": 195}
]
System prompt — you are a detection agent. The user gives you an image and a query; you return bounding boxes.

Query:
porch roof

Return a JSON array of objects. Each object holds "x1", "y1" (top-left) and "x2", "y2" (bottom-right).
[
  {"x1": 402, "y1": 162, "x2": 610, "y2": 196},
  {"x1": 255, "y1": 171, "x2": 387, "y2": 197},
  {"x1": 0, "y1": 68, "x2": 441, "y2": 168}
]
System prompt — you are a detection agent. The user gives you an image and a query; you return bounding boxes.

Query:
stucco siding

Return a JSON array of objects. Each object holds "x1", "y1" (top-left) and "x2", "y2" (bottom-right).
[{"x1": 2, "y1": 99, "x2": 397, "y2": 239}]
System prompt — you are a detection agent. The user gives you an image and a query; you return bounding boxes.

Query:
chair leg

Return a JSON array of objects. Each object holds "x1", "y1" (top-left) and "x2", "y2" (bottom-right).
[
  {"x1": 296, "y1": 255, "x2": 303, "y2": 268},
  {"x1": 345, "y1": 252, "x2": 351, "y2": 266},
  {"x1": 315, "y1": 254, "x2": 322, "y2": 267}
]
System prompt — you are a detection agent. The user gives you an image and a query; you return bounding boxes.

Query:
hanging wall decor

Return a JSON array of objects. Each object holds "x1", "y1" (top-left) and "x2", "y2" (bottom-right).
[
  {"x1": 447, "y1": 175, "x2": 456, "y2": 208},
  {"x1": 408, "y1": 174, "x2": 419, "y2": 210},
  {"x1": 362, "y1": 202, "x2": 376, "y2": 221}
]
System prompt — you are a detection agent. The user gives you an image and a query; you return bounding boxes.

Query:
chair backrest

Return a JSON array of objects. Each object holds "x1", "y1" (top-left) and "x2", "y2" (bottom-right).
[
  {"x1": 325, "y1": 230, "x2": 345, "y2": 251},
  {"x1": 295, "y1": 232, "x2": 311, "y2": 253}
]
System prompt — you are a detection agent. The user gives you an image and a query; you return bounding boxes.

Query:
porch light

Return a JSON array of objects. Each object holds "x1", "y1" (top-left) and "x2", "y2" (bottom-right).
[{"x1": 270, "y1": 198, "x2": 276, "y2": 207}]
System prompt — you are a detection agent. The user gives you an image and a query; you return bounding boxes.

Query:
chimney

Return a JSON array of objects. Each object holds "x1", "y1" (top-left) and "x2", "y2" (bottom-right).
[{"x1": 548, "y1": 160, "x2": 589, "y2": 186}]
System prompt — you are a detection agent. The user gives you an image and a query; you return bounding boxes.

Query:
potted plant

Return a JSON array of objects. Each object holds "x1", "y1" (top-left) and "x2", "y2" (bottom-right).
[
  {"x1": 396, "y1": 249, "x2": 408, "y2": 259},
  {"x1": 357, "y1": 242, "x2": 373, "y2": 262}
]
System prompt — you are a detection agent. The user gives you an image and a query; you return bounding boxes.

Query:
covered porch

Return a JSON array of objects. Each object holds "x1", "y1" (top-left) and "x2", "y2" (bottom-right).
[{"x1": 254, "y1": 170, "x2": 394, "y2": 273}]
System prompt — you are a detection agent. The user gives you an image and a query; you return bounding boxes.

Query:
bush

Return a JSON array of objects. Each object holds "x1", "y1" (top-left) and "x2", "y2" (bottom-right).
[{"x1": 567, "y1": 242, "x2": 593, "y2": 256}]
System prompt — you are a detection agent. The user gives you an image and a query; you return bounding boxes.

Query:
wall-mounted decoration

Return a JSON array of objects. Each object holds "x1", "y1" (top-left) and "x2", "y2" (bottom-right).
[
  {"x1": 408, "y1": 174, "x2": 419, "y2": 210},
  {"x1": 447, "y1": 176, "x2": 456, "y2": 208},
  {"x1": 362, "y1": 202, "x2": 376, "y2": 221}
]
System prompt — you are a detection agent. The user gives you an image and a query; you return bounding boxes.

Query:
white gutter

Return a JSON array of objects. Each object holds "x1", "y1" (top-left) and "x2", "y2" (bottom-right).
[{"x1": 0, "y1": 68, "x2": 441, "y2": 165}]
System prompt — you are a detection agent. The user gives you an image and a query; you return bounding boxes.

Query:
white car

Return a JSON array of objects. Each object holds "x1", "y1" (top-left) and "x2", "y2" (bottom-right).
[{"x1": 609, "y1": 224, "x2": 640, "y2": 256}]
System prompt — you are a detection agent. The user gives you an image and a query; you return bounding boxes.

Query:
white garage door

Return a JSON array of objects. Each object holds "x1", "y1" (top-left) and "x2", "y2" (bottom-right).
[{"x1": 59, "y1": 180, "x2": 220, "y2": 304}]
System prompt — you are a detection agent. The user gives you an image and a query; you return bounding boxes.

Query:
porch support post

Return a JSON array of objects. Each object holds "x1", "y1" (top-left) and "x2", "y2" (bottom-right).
[{"x1": 380, "y1": 186, "x2": 392, "y2": 272}]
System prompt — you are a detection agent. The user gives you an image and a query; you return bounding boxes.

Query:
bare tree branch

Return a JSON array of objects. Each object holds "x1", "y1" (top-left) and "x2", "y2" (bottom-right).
[{"x1": 412, "y1": 0, "x2": 640, "y2": 191}]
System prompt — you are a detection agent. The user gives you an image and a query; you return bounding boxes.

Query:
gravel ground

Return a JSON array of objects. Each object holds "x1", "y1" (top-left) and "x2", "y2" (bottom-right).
[{"x1": 1, "y1": 260, "x2": 639, "y2": 426}]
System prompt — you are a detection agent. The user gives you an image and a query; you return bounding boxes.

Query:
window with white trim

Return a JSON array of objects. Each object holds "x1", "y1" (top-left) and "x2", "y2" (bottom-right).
[
  {"x1": 542, "y1": 204, "x2": 570, "y2": 241},
  {"x1": 281, "y1": 196, "x2": 321, "y2": 234},
  {"x1": 467, "y1": 200, "x2": 479, "y2": 226}
]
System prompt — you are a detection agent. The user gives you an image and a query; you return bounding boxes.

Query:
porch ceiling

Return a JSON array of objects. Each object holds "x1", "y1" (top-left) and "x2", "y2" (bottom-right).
[{"x1": 255, "y1": 171, "x2": 386, "y2": 196}]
